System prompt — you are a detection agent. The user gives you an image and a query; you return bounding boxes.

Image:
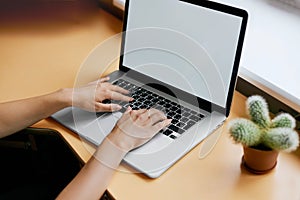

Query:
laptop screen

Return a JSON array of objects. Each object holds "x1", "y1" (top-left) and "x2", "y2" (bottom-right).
[{"x1": 121, "y1": 0, "x2": 247, "y2": 109}]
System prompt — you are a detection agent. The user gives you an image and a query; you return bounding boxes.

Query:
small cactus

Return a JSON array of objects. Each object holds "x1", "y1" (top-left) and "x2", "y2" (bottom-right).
[{"x1": 228, "y1": 95, "x2": 299, "y2": 152}]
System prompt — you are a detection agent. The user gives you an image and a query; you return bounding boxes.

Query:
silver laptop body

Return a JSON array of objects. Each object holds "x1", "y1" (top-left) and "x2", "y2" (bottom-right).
[{"x1": 52, "y1": 0, "x2": 248, "y2": 178}]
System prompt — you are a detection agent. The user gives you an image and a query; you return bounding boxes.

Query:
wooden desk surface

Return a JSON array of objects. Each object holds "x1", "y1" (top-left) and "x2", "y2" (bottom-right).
[{"x1": 1, "y1": 2, "x2": 300, "y2": 199}]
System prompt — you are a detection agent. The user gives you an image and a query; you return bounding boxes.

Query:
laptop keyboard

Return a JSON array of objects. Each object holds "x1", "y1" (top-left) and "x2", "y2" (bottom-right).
[{"x1": 104, "y1": 79, "x2": 205, "y2": 140}]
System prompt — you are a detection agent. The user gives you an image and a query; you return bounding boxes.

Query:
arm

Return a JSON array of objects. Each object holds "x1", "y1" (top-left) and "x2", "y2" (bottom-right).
[
  {"x1": 56, "y1": 138, "x2": 126, "y2": 200},
  {"x1": 0, "y1": 77, "x2": 132, "y2": 138},
  {"x1": 0, "y1": 89, "x2": 71, "y2": 138},
  {"x1": 57, "y1": 107, "x2": 172, "y2": 200}
]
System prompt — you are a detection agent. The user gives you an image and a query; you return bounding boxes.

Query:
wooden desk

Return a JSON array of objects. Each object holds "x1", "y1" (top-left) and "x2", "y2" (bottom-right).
[{"x1": 1, "y1": 2, "x2": 300, "y2": 199}]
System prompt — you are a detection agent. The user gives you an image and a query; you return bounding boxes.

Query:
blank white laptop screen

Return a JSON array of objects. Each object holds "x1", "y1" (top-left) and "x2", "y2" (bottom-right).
[{"x1": 123, "y1": 0, "x2": 243, "y2": 108}]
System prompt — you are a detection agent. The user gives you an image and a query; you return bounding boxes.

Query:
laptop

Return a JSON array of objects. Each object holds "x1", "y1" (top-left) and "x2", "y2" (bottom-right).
[{"x1": 52, "y1": 0, "x2": 248, "y2": 178}]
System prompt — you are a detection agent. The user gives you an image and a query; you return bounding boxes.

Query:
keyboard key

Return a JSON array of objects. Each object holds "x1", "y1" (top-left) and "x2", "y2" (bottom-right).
[
  {"x1": 168, "y1": 124, "x2": 185, "y2": 134},
  {"x1": 169, "y1": 135, "x2": 177, "y2": 139},
  {"x1": 152, "y1": 103, "x2": 164, "y2": 109},
  {"x1": 162, "y1": 129, "x2": 172, "y2": 136},
  {"x1": 182, "y1": 111, "x2": 191, "y2": 117},
  {"x1": 169, "y1": 106, "x2": 178, "y2": 112},
  {"x1": 183, "y1": 120, "x2": 196, "y2": 130},
  {"x1": 174, "y1": 114, "x2": 181, "y2": 120},
  {"x1": 176, "y1": 122, "x2": 186, "y2": 128},
  {"x1": 172, "y1": 119, "x2": 179, "y2": 124},
  {"x1": 181, "y1": 117, "x2": 189, "y2": 123},
  {"x1": 189, "y1": 115, "x2": 201, "y2": 122}
]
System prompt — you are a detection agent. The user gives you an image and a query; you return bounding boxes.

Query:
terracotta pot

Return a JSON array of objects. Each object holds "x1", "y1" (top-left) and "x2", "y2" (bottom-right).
[{"x1": 242, "y1": 146, "x2": 279, "y2": 174}]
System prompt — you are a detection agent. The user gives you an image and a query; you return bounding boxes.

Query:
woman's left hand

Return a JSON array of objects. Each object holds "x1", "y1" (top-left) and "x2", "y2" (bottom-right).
[{"x1": 72, "y1": 77, "x2": 133, "y2": 112}]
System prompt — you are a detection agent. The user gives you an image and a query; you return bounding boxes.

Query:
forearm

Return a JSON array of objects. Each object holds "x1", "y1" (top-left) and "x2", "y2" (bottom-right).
[
  {"x1": 57, "y1": 138, "x2": 127, "y2": 200},
  {"x1": 0, "y1": 88, "x2": 72, "y2": 138},
  {"x1": 56, "y1": 106, "x2": 170, "y2": 199}
]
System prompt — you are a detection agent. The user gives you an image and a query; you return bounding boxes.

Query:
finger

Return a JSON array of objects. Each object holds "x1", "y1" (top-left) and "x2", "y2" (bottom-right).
[
  {"x1": 125, "y1": 106, "x2": 132, "y2": 113},
  {"x1": 147, "y1": 108, "x2": 167, "y2": 118},
  {"x1": 87, "y1": 79, "x2": 100, "y2": 86},
  {"x1": 100, "y1": 76, "x2": 110, "y2": 82},
  {"x1": 120, "y1": 106, "x2": 132, "y2": 117},
  {"x1": 149, "y1": 111, "x2": 168, "y2": 126},
  {"x1": 153, "y1": 119, "x2": 172, "y2": 132},
  {"x1": 131, "y1": 109, "x2": 147, "y2": 115},
  {"x1": 111, "y1": 85, "x2": 131, "y2": 95},
  {"x1": 117, "y1": 106, "x2": 132, "y2": 124},
  {"x1": 131, "y1": 109, "x2": 148, "y2": 121},
  {"x1": 136, "y1": 109, "x2": 153, "y2": 124},
  {"x1": 108, "y1": 91, "x2": 133, "y2": 102},
  {"x1": 88, "y1": 77, "x2": 109, "y2": 86},
  {"x1": 95, "y1": 103, "x2": 122, "y2": 112}
]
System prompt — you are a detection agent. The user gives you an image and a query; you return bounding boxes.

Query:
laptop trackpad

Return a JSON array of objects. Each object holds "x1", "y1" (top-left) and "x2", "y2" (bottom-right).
[
  {"x1": 79, "y1": 112, "x2": 122, "y2": 145},
  {"x1": 80, "y1": 111, "x2": 172, "y2": 153}
]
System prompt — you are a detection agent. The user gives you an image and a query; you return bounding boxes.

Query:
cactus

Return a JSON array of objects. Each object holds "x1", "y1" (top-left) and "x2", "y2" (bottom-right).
[{"x1": 228, "y1": 95, "x2": 299, "y2": 152}]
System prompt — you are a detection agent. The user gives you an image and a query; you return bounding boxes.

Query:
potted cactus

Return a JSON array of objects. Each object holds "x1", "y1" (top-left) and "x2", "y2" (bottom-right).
[{"x1": 228, "y1": 95, "x2": 299, "y2": 174}]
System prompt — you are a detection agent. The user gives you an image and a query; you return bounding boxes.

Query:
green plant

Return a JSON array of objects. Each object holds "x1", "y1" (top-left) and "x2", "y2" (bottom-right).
[{"x1": 228, "y1": 95, "x2": 299, "y2": 152}]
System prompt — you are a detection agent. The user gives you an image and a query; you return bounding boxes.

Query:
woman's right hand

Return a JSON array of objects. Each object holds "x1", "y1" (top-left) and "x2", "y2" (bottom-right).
[{"x1": 107, "y1": 107, "x2": 172, "y2": 153}]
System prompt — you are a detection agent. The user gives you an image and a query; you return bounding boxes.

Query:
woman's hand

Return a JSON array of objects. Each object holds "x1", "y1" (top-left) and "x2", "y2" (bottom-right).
[
  {"x1": 71, "y1": 77, "x2": 133, "y2": 112},
  {"x1": 107, "y1": 107, "x2": 172, "y2": 152},
  {"x1": 59, "y1": 106, "x2": 171, "y2": 200}
]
